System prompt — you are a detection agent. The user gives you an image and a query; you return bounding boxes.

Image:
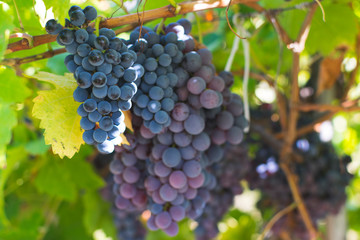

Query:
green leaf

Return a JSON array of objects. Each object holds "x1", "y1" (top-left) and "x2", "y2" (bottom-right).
[
  {"x1": 43, "y1": 0, "x2": 70, "y2": 25},
  {"x1": 32, "y1": 72, "x2": 83, "y2": 159},
  {"x1": 0, "y1": 146, "x2": 27, "y2": 228},
  {"x1": 64, "y1": 153, "x2": 104, "y2": 191},
  {"x1": 306, "y1": 3, "x2": 357, "y2": 55},
  {"x1": 82, "y1": 190, "x2": 116, "y2": 239},
  {"x1": 219, "y1": 209, "x2": 257, "y2": 240},
  {"x1": 34, "y1": 157, "x2": 77, "y2": 202},
  {"x1": 0, "y1": 3, "x2": 14, "y2": 60},
  {"x1": 5, "y1": 0, "x2": 43, "y2": 35},
  {"x1": 0, "y1": 104, "x2": 17, "y2": 148},
  {"x1": 44, "y1": 201, "x2": 92, "y2": 240},
  {"x1": 46, "y1": 54, "x2": 69, "y2": 75},
  {"x1": 277, "y1": 9, "x2": 306, "y2": 40},
  {"x1": 0, "y1": 212, "x2": 42, "y2": 240},
  {"x1": 0, "y1": 68, "x2": 31, "y2": 104},
  {"x1": 25, "y1": 138, "x2": 50, "y2": 155}
]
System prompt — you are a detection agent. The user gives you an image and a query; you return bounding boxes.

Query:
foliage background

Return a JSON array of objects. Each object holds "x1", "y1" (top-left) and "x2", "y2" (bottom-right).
[{"x1": 0, "y1": 0, "x2": 360, "y2": 239}]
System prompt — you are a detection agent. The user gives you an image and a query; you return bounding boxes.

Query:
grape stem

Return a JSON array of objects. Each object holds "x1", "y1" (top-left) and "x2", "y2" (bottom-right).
[
  {"x1": 257, "y1": 202, "x2": 297, "y2": 240},
  {"x1": 95, "y1": 16, "x2": 104, "y2": 37}
]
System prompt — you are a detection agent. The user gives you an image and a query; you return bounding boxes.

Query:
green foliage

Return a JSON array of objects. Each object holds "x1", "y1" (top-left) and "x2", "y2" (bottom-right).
[
  {"x1": 0, "y1": 3, "x2": 15, "y2": 60},
  {"x1": 82, "y1": 190, "x2": 116, "y2": 239},
  {"x1": 43, "y1": 0, "x2": 70, "y2": 25},
  {"x1": 306, "y1": 2, "x2": 358, "y2": 55},
  {"x1": 219, "y1": 209, "x2": 257, "y2": 240},
  {"x1": 44, "y1": 200, "x2": 93, "y2": 240},
  {"x1": 0, "y1": 68, "x2": 31, "y2": 104},
  {"x1": 34, "y1": 150, "x2": 104, "y2": 202}
]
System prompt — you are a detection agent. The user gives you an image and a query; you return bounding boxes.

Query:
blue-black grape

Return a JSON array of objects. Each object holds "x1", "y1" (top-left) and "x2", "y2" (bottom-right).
[
  {"x1": 83, "y1": 6, "x2": 97, "y2": 21},
  {"x1": 45, "y1": 19, "x2": 62, "y2": 35}
]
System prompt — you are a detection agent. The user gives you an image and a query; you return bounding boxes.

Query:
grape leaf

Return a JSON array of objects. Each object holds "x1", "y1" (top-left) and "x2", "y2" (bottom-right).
[
  {"x1": 306, "y1": 3, "x2": 357, "y2": 55},
  {"x1": 0, "y1": 3, "x2": 15, "y2": 60},
  {"x1": 0, "y1": 68, "x2": 31, "y2": 104},
  {"x1": 44, "y1": 201, "x2": 92, "y2": 240},
  {"x1": 0, "y1": 146, "x2": 27, "y2": 228},
  {"x1": 82, "y1": 190, "x2": 116, "y2": 239},
  {"x1": 0, "y1": 104, "x2": 17, "y2": 149},
  {"x1": 64, "y1": 150, "x2": 104, "y2": 191},
  {"x1": 34, "y1": 157, "x2": 77, "y2": 202},
  {"x1": 32, "y1": 72, "x2": 83, "y2": 159},
  {"x1": 43, "y1": 0, "x2": 70, "y2": 25},
  {"x1": 25, "y1": 138, "x2": 50, "y2": 155},
  {"x1": 0, "y1": 211, "x2": 42, "y2": 240},
  {"x1": 6, "y1": 0, "x2": 43, "y2": 35}
]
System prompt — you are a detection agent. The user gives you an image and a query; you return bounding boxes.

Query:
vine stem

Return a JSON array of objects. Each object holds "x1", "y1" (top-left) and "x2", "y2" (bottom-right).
[
  {"x1": 257, "y1": 202, "x2": 297, "y2": 240},
  {"x1": 295, "y1": 103, "x2": 360, "y2": 112},
  {"x1": 6, "y1": 0, "x2": 257, "y2": 53},
  {"x1": 280, "y1": 4, "x2": 319, "y2": 239}
]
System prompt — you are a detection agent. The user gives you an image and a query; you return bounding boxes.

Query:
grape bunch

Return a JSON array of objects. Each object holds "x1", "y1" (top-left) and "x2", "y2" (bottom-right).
[
  {"x1": 195, "y1": 143, "x2": 250, "y2": 240},
  {"x1": 110, "y1": 125, "x2": 149, "y2": 212},
  {"x1": 247, "y1": 132, "x2": 352, "y2": 239},
  {"x1": 106, "y1": 20, "x2": 248, "y2": 237},
  {"x1": 100, "y1": 175, "x2": 146, "y2": 240},
  {"x1": 46, "y1": 5, "x2": 141, "y2": 154}
]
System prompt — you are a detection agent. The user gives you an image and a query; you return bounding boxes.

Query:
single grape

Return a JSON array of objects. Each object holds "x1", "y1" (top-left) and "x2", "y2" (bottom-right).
[
  {"x1": 83, "y1": 99, "x2": 97, "y2": 112},
  {"x1": 78, "y1": 71, "x2": 92, "y2": 88},
  {"x1": 95, "y1": 35, "x2": 110, "y2": 51},
  {"x1": 88, "y1": 49, "x2": 105, "y2": 66},
  {"x1": 58, "y1": 29, "x2": 75, "y2": 45},
  {"x1": 80, "y1": 117, "x2": 95, "y2": 130},
  {"x1": 99, "y1": 116, "x2": 114, "y2": 131},
  {"x1": 70, "y1": 9, "x2": 86, "y2": 26},
  {"x1": 73, "y1": 87, "x2": 88, "y2": 102},
  {"x1": 159, "y1": 184, "x2": 178, "y2": 202},
  {"x1": 183, "y1": 160, "x2": 202, "y2": 178},
  {"x1": 88, "y1": 110, "x2": 102, "y2": 123},
  {"x1": 45, "y1": 19, "x2": 62, "y2": 35},
  {"x1": 83, "y1": 5, "x2": 97, "y2": 21},
  {"x1": 83, "y1": 130, "x2": 95, "y2": 144},
  {"x1": 97, "y1": 100, "x2": 112, "y2": 115},
  {"x1": 75, "y1": 29, "x2": 89, "y2": 43},
  {"x1": 162, "y1": 147, "x2": 181, "y2": 168},
  {"x1": 155, "y1": 211, "x2": 172, "y2": 229},
  {"x1": 108, "y1": 85, "x2": 121, "y2": 100}
]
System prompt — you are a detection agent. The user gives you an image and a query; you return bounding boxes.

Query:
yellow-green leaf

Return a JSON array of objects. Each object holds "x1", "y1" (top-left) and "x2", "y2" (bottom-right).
[{"x1": 32, "y1": 72, "x2": 83, "y2": 159}]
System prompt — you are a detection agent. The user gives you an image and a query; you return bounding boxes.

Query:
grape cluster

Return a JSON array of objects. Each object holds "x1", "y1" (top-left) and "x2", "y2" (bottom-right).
[
  {"x1": 110, "y1": 128, "x2": 149, "y2": 211},
  {"x1": 46, "y1": 5, "x2": 141, "y2": 154},
  {"x1": 101, "y1": 175, "x2": 146, "y2": 240},
  {"x1": 105, "y1": 20, "x2": 248, "y2": 237},
  {"x1": 113, "y1": 210, "x2": 146, "y2": 240},
  {"x1": 247, "y1": 132, "x2": 352, "y2": 239},
  {"x1": 195, "y1": 143, "x2": 250, "y2": 240}
]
